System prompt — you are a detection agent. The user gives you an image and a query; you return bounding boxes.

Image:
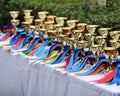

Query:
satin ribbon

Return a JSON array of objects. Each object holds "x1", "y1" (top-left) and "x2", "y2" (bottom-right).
[
  {"x1": 66, "y1": 48, "x2": 81, "y2": 69},
  {"x1": 28, "y1": 43, "x2": 42, "y2": 56},
  {"x1": 34, "y1": 38, "x2": 50, "y2": 57},
  {"x1": 77, "y1": 59, "x2": 109, "y2": 76},
  {"x1": 23, "y1": 37, "x2": 41, "y2": 55},
  {"x1": 47, "y1": 46, "x2": 71, "y2": 64},
  {"x1": 107, "y1": 59, "x2": 120, "y2": 85},
  {"x1": 13, "y1": 33, "x2": 32, "y2": 50},
  {"x1": 0, "y1": 31, "x2": 12, "y2": 42},
  {"x1": 42, "y1": 49, "x2": 60, "y2": 63},
  {"x1": 36, "y1": 44, "x2": 60, "y2": 60},
  {"x1": 68, "y1": 54, "x2": 106, "y2": 72}
]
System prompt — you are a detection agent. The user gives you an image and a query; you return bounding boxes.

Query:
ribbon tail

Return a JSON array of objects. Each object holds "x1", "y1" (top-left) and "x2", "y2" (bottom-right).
[
  {"x1": 68, "y1": 57, "x2": 88, "y2": 72},
  {"x1": 92, "y1": 68, "x2": 116, "y2": 84}
]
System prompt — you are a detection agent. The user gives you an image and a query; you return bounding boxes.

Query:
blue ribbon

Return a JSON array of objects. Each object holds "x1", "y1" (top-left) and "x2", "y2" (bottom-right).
[
  {"x1": 107, "y1": 58, "x2": 120, "y2": 85},
  {"x1": 78, "y1": 59, "x2": 108, "y2": 76},
  {"x1": 34, "y1": 38, "x2": 50, "y2": 57},
  {"x1": 36, "y1": 44, "x2": 60, "y2": 60},
  {"x1": 22, "y1": 37, "x2": 41, "y2": 53},
  {"x1": 48, "y1": 45, "x2": 71, "y2": 64},
  {"x1": 66, "y1": 48, "x2": 81, "y2": 69}
]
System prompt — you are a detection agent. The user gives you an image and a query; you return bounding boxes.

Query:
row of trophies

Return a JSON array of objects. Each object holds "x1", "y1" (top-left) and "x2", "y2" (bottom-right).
[{"x1": 0, "y1": 10, "x2": 120, "y2": 85}]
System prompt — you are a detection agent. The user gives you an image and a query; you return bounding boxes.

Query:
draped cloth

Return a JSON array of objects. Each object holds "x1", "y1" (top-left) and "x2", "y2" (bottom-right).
[{"x1": 0, "y1": 48, "x2": 120, "y2": 96}]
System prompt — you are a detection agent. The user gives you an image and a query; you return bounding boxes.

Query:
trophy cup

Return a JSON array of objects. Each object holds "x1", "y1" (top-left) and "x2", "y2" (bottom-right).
[
  {"x1": 104, "y1": 47, "x2": 117, "y2": 57},
  {"x1": 24, "y1": 16, "x2": 34, "y2": 25},
  {"x1": 77, "y1": 23, "x2": 87, "y2": 31},
  {"x1": 29, "y1": 25, "x2": 36, "y2": 38},
  {"x1": 45, "y1": 21, "x2": 54, "y2": 30},
  {"x1": 47, "y1": 30, "x2": 57, "y2": 45},
  {"x1": 73, "y1": 30, "x2": 83, "y2": 41},
  {"x1": 9, "y1": 11, "x2": 19, "y2": 20},
  {"x1": 21, "y1": 21, "x2": 30, "y2": 35},
  {"x1": 62, "y1": 27, "x2": 72, "y2": 36},
  {"x1": 98, "y1": 28, "x2": 111, "y2": 36},
  {"x1": 39, "y1": 28, "x2": 47, "y2": 42},
  {"x1": 34, "y1": 19, "x2": 44, "y2": 31},
  {"x1": 86, "y1": 25, "x2": 98, "y2": 35},
  {"x1": 54, "y1": 24, "x2": 63, "y2": 35},
  {"x1": 109, "y1": 31, "x2": 120, "y2": 40},
  {"x1": 11, "y1": 20, "x2": 20, "y2": 32},
  {"x1": 56, "y1": 17, "x2": 67, "y2": 26},
  {"x1": 47, "y1": 15, "x2": 56, "y2": 23},
  {"x1": 109, "y1": 40, "x2": 119, "y2": 48},
  {"x1": 66, "y1": 20, "x2": 78, "y2": 29},
  {"x1": 38, "y1": 11, "x2": 49, "y2": 21},
  {"x1": 84, "y1": 33, "x2": 94, "y2": 49},
  {"x1": 9, "y1": 11, "x2": 20, "y2": 33},
  {"x1": 23, "y1": 10, "x2": 33, "y2": 16}
]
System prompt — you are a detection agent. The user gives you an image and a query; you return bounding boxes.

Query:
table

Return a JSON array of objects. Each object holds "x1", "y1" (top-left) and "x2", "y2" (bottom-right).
[{"x1": 0, "y1": 48, "x2": 120, "y2": 96}]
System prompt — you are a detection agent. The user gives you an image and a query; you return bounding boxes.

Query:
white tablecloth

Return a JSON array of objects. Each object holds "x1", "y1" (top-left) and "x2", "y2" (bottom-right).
[{"x1": 0, "y1": 48, "x2": 120, "y2": 96}]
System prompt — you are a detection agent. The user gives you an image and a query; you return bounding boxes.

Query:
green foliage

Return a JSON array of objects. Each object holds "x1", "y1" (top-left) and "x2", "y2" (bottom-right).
[{"x1": 0, "y1": 0, "x2": 120, "y2": 30}]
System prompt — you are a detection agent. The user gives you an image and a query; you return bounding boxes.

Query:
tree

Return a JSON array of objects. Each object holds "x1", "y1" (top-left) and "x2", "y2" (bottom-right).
[{"x1": 84, "y1": 0, "x2": 106, "y2": 12}]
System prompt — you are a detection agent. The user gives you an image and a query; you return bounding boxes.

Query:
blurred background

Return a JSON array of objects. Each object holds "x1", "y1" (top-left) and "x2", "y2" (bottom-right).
[{"x1": 0, "y1": 0, "x2": 120, "y2": 30}]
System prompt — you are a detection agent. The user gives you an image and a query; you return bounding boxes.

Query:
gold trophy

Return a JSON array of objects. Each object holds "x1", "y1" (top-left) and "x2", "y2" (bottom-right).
[
  {"x1": 24, "y1": 16, "x2": 34, "y2": 25},
  {"x1": 98, "y1": 28, "x2": 111, "y2": 36},
  {"x1": 47, "y1": 15, "x2": 56, "y2": 23},
  {"x1": 21, "y1": 21, "x2": 30, "y2": 35},
  {"x1": 34, "y1": 19, "x2": 44, "y2": 31},
  {"x1": 47, "y1": 30, "x2": 57, "y2": 45},
  {"x1": 56, "y1": 17, "x2": 67, "y2": 26},
  {"x1": 109, "y1": 31, "x2": 120, "y2": 40},
  {"x1": 23, "y1": 10, "x2": 33, "y2": 16},
  {"x1": 54, "y1": 24, "x2": 63, "y2": 35},
  {"x1": 29, "y1": 25, "x2": 36, "y2": 38},
  {"x1": 39, "y1": 28, "x2": 47, "y2": 42},
  {"x1": 11, "y1": 20, "x2": 20, "y2": 31},
  {"x1": 45, "y1": 21, "x2": 54, "y2": 30},
  {"x1": 9, "y1": 11, "x2": 19, "y2": 20},
  {"x1": 109, "y1": 40, "x2": 119, "y2": 48},
  {"x1": 62, "y1": 27, "x2": 72, "y2": 36},
  {"x1": 38, "y1": 11, "x2": 49, "y2": 21},
  {"x1": 66, "y1": 20, "x2": 78, "y2": 29},
  {"x1": 73, "y1": 29, "x2": 83, "y2": 41},
  {"x1": 86, "y1": 25, "x2": 99, "y2": 34},
  {"x1": 77, "y1": 23, "x2": 87, "y2": 31}
]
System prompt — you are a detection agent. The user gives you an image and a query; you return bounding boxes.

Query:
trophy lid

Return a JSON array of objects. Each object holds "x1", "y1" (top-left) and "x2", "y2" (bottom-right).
[
  {"x1": 30, "y1": 25, "x2": 36, "y2": 29},
  {"x1": 34, "y1": 19, "x2": 43, "y2": 22},
  {"x1": 104, "y1": 47, "x2": 116, "y2": 51},
  {"x1": 77, "y1": 23, "x2": 87, "y2": 26},
  {"x1": 98, "y1": 28, "x2": 111, "y2": 31},
  {"x1": 54, "y1": 24, "x2": 63, "y2": 27},
  {"x1": 39, "y1": 28, "x2": 47, "y2": 31},
  {"x1": 56, "y1": 17, "x2": 67, "y2": 20},
  {"x1": 38, "y1": 11, "x2": 49, "y2": 14},
  {"x1": 21, "y1": 21, "x2": 30, "y2": 25},
  {"x1": 45, "y1": 21, "x2": 54, "y2": 24},
  {"x1": 87, "y1": 25, "x2": 99, "y2": 28},
  {"x1": 24, "y1": 10, "x2": 32, "y2": 12},
  {"x1": 47, "y1": 15, "x2": 56, "y2": 18},
  {"x1": 73, "y1": 29, "x2": 83, "y2": 33},
  {"x1": 9, "y1": 11, "x2": 19, "y2": 14}
]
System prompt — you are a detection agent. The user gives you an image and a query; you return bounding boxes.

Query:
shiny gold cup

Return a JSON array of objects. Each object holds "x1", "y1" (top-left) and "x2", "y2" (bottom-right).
[
  {"x1": 47, "y1": 15, "x2": 56, "y2": 23},
  {"x1": 9, "y1": 11, "x2": 19, "y2": 20},
  {"x1": 66, "y1": 20, "x2": 78, "y2": 29},
  {"x1": 24, "y1": 16, "x2": 34, "y2": 24},
  {"x1": 109, "y1": 31, "x2": 120, "y2": 40},
  {"x1": 109, "y1": 40, "x2": 119, "y2": 48},
  {"x1": 86, "y1": 25, "x2": 99, "y2": 34},
  {"x1": 104, "y1": 47, "x2": 117, "y2": 56},
  {"x1": 77, "y1": 23, "x2": 87, "y2": 31},
  {"x1": 38, "y1": 11, "x2": 49, "y2": 21},
  {"x1": 56, "y1": 17, "x2": 67, "y2": 26},
  {"x1": 98, "y1": 28, "x2": 111, "y2": 36},
  {"x1": 23, "y1": 10, "x2": 32, "y2": 16}
]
